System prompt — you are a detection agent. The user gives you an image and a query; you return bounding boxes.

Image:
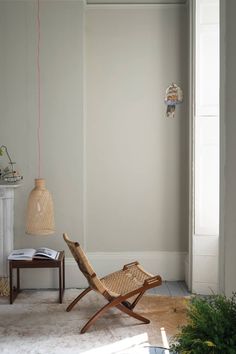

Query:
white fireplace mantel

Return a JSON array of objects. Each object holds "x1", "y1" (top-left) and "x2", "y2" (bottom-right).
[{"x1": 0, "y1": 182, "x2": 21, "y2": 296}]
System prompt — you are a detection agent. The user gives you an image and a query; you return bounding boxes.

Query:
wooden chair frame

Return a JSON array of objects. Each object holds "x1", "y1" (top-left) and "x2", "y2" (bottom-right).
[{"x1": 63, "y1": 233, "x2": 162, "y2": 334}]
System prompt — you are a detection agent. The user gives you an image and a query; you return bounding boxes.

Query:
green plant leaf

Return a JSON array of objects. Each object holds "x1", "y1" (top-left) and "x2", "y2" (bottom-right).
[
  {"x1": 204, "y1": 341, "x2": 216, "y2": 347},
  {"x1": 170, "y1": 293, "x2": 236, "y2": 354}
]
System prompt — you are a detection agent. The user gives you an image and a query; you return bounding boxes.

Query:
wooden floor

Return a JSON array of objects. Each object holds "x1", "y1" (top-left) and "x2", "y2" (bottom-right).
[
  {"x1": 147, "y1": 281, "x2": 190, "y2": 296},
  {"x1": 147, "y1": 281, "x2": 189, "y2": 353}
]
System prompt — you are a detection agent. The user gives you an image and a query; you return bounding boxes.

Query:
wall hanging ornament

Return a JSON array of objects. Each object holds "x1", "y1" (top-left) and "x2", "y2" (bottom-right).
[
  {"x1": 164, "y1": 83, "x2": 183, "y2": 118},
  {"x1": 25, "y1": 0, "x2": 55, "y2": 235},
  {"x1": 0, "y1": 145, "x2": 23, "y2": 182}
]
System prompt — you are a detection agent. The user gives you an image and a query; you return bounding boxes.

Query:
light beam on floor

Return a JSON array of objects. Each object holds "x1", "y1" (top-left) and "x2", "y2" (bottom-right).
[
  {"x1": 81, "y1": 332, "x2": 150, "y2": 353},
  {"x1": 160, "y1": 327, "x2": 170, "y2": 354}
]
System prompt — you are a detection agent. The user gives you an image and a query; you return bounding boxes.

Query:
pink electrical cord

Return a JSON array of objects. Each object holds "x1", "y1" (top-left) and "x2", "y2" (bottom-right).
[{"x1": 37, "y1": 0, "x2": 41, "y2": 178}]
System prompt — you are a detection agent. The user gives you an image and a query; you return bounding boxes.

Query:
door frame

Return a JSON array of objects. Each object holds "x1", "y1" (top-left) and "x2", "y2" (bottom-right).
[{"x1": 188, "y1": 0, "x2": 222, "y2": 294}]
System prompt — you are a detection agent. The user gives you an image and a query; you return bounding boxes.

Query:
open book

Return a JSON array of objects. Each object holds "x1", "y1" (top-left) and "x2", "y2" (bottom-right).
[{"x1": 8, "y1": 247, "x2": 59, "y2": 261}]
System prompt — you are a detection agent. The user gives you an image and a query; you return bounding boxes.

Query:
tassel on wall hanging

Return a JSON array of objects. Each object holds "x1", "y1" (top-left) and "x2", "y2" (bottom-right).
[{"x1": 164, "y1": 83, "x2": 183, "y2": 118}]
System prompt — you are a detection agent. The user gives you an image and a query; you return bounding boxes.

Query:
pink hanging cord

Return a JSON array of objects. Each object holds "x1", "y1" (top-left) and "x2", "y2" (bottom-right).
[{"x1": 37, "y1": 0, "x2": 41, "y2": 178}]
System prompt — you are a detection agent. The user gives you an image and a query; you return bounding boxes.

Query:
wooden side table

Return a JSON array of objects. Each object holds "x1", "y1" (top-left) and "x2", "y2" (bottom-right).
[{"x1": 9, "y1": 250, "x2": 65, "y2": 304}]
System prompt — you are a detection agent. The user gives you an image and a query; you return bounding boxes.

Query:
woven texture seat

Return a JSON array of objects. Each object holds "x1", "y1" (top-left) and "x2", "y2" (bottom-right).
[
  {"x1": 63, "y1": 233, "x2": 162, "y2": 334},
  {"x1": 101, "y1": 265, "x2": 152, "y2": 296}
]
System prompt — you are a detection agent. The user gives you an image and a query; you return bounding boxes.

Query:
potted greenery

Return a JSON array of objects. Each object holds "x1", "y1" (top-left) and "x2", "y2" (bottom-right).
[{"x1": 170, "y1": 293, "x2": 236, "y2": 353}]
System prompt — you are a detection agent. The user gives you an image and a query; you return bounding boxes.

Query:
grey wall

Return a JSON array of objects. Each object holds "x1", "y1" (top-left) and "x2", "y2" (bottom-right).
[
  {"x1": 86, "y1": 5, "x2": 189, "y2": 252},
  {"x1": 221, "y1": 0, "x2": 236, "y2": 296},
  {"x1": 0, "y1": 1, "x2": 188, "y2": 260},
  {"x1": 0, "y1": 0, "x2": 84, "y2": 255}
]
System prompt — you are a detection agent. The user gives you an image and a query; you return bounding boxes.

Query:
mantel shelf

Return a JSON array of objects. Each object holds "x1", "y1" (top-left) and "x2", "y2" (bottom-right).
[{"x1": 0, "y1": 182, "x2": 22, "y2": 188}]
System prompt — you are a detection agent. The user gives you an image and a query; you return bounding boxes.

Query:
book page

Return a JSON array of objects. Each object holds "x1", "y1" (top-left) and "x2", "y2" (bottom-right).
[
  {"x1": 34, "y1": 248, "x2": 58, "y2": 260},
  {"x1": 8, "y1": 249, "x2": 36, "y2": 260}
]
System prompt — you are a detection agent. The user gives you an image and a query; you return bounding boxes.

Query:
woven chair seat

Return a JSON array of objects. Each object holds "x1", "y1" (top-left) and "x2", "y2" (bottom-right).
[{"x1": 101, "y1": 265, "x2": 152, "y2": 296}]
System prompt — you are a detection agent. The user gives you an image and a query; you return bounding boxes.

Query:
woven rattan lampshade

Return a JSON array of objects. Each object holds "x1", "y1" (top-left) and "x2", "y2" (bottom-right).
[{"x1": 26, "y1": 179, "x2": 55, "y2": 235}]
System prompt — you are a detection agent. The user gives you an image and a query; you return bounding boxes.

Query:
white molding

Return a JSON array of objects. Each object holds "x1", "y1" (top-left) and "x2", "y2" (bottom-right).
[
  {"x1": 0, "y1": 190, "x2": 14, "y2": 278},
  {"x1": 0, "y1": 186, "x2": 20, "y2": 279},
  {"x1": 18, "y1": 251, "x2": 187, "y2": 289},
  {"x1": 189, "y1": 0, "x2": 220, "y2": 295},
  {"x1": 219, "y1": 0, "x2": 226, "y2": 295},
  {"x1": 85, "y1": 3, "x2": 187, "y2": 10},
  {"x1": 188, "y1": 0, "x2": 196, "y2": 293},
  {"x1": 184, "y1": 254, "x2": 190, "y2": 290},
  {"x1": 192, "y1": 281, "x2": 218, "y2": 295},
  {"x1": 82, "y1": 0, "x2": 87, "y2": 251}
]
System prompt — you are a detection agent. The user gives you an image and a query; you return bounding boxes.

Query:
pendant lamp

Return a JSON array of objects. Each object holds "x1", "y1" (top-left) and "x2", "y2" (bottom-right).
[{"x1": 26, "y1": 0, "x2": 55, "y2": 235}]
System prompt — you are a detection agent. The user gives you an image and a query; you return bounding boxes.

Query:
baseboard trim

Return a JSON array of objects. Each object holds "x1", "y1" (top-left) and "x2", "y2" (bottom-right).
[
  {"x1": 184, "y1": 254, "x2": 190, "y2": 290},
  {"x1": 19, "y1": 251, "x2": 187, "y2": 289}
]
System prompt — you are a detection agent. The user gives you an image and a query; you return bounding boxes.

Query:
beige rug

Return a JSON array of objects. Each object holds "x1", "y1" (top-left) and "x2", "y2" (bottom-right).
[{"x1": 0, "y1": 290, "x2": 189, "y2": 354}]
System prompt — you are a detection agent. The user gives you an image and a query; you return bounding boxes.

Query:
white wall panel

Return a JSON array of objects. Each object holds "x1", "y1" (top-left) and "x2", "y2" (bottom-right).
[
  {"x1": 195, "y1": 116, "x2": 219, "y2": 235},
  {"x1": 191, "y1": 0, "x2": 219, "y2": 295}
]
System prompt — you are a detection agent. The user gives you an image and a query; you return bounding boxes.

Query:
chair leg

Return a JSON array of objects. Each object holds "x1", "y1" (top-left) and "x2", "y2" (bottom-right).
[
  {"x1": 80, "y1": 300, "x2": 116, "y2": 334},
  {"x1": 116, "y1": 303, "x2": 150, "y2": 324},
  {"x1": 66, "y1": 287, "x2": 91, "y2": 312},
  {"x1": 129, "y1": 290, "x2": 146, "y2": 309},
  {"x1": 80, "y1": 297, "x2": 150, "y2": 334}
]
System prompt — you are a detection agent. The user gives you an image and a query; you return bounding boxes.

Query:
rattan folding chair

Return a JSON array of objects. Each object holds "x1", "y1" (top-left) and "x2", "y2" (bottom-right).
[{"x1": 63, "y1": 233, "x2": 162, "y2": 334}]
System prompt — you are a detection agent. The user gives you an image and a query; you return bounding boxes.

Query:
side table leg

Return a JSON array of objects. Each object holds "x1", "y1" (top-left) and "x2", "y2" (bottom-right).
[
  {"x1": 59, "y1": 263, "x2": 62, "y2": 304},
  {"x1": 17, "y1": 268, "x2": 20, "y2": 292},
  {"x1": 9, "y1": 262, "x2": 13, "y2": 304},
  {"x1": 63, "y1": 255, "x2": 65, "y2": 291}
]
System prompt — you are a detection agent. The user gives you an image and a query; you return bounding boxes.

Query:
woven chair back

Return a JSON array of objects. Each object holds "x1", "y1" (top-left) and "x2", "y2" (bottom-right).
[{"x1": 63, "y1": 233, "x2": 106, "y2": 294}]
